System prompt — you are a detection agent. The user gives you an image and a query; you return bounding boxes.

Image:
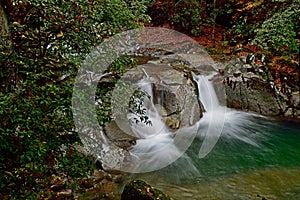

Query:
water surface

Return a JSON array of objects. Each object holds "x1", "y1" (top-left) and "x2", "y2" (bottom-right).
[{"x1": 133, "y1": 118, "x2": 300, "y2": 200}]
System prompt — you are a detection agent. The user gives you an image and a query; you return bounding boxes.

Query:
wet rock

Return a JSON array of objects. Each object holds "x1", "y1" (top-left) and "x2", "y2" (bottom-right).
[
  {"x1": 50, "y1": 174, "x2": 68, "y2": 192},
  {"x1": 165, "y1": 117, "x2": 180, "y2": 129},
  {"x1": 84, "y1": 180, "x2": 117, "y2": 200},
  {"x1": 49, "y1": 174, "x2": 74, "y2": 199},
  {"x1": 121, "y1": 180, "x2": 172, "y2": 200},
  {"x1": 57, "y1": 189, "x2": 72, "y2": 199}
]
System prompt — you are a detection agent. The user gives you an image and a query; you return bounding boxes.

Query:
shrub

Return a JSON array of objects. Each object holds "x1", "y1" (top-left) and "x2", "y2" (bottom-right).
[
  {"x1": 171, "y1": 0, "x2": 203, "y2": 36},
  {"x1": 252, "y1": 2, "x2": 300, "y2": 56}
]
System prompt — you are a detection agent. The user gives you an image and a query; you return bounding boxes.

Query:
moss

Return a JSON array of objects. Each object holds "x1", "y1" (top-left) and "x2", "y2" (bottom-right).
[{"x1": 121, "y1": 180, "x2": 171, "y2": 200}]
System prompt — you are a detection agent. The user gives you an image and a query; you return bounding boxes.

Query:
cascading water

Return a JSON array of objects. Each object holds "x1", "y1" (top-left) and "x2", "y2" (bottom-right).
[
  {"x1": 124, "y1": 72, "x2": 266, "y2": 173},
  {"x1": 129, "y1": 72, "x2": 300, "y2": 200},
  {"x1": 193, "y1": 72, "x2": 266, "y2": 150},
  {"x1": 128, "y1": 77, "x2": 168, "y2": 139},
  {"x1": 193, "y1": 73, "x2": 220, "y2": 112},
  {"x1": 192, "y1": 72, "x2": 227, "y2": 158},
  {"x1": 126, "y1": 77, "x2": 199, "y2": 174}
]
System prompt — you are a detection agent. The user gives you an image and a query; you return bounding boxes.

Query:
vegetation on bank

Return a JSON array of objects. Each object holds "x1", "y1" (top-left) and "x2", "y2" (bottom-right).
[
  {"x1": 0, "y1": 0, "x2": 152, "y2": 198},
  {"x1": 0, "y1": 0, "x2": 299, "y2": 198}
]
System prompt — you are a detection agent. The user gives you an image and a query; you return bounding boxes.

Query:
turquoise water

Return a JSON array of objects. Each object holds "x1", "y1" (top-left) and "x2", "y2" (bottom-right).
[
  {"x1": 192, "y1": 118, "x2": 300, "y2": 177},
  {"x1": 132, "y1": 116, "x2": 300, "y2": 199}
]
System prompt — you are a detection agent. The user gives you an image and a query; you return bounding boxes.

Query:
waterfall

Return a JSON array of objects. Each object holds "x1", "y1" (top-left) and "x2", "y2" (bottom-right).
[
  {"x1": 128, "y1": 77, "x2": 199, "y2": 174},
  {"x1": 192, "y1": 72, "x2": 226, "y2": 158},
  {"x1": 102, "y1": 71, "x2": 268, "y2": 173},
  {"x1": 194, "y1": 73, "x2": 220, "y2": 112},
  {"x1": 128, "y1": 77, "x2": 168, "y2": 139},
  {"x1": 193, "y1": 72, "x2": 267, "y2": 159}
]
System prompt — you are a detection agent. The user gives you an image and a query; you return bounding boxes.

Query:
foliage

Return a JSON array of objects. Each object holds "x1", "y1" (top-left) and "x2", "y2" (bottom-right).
[
  {"x1": 253, "y1": 2, "x2": 300, "y2": 56},
  {"x1": 171, "y1": 0, "x2": 203, "y2": 36},
  {"x1": 128, "y1": 89, "x2": 152, "y2": 125},
  {"x1": 213, "y1": 1, "x2": 285, "y2": 45},
  {"x1": 1, "y1": 0, "x2": 299, "y2": 198},
  {"x1": 96, "y1": 55, "x2": 152, "y2": 128},
  {"x1": 95, "y1": 56, "x2": 138, "y2": 127},
  {"x1": 0, "y1": 0, "x2": 151, "y2": 198}
]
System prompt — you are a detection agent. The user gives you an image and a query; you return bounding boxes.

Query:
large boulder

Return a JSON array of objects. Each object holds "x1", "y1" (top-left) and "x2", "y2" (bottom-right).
[
  {"x1": 223, "y1": 54, "x2": 300, "y2": 118},
  {"x1": 140, "y1": 63, "x2": 202, "y2": 130}
]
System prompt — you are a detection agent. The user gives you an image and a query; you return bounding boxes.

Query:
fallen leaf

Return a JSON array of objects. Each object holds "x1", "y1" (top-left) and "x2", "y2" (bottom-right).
[{"x1": 57, "y1": 33, "x2": 63, "y2": 37}]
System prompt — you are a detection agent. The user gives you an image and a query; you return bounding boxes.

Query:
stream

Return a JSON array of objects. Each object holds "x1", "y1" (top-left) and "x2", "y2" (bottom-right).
[
  {"x1": 132, "y1": 117, "x2": 300, "y2": 200},
  {"x1": 122, "y1": 73, "x2": 300, "y2": 200},
  {"x1": 72, "y1": 27, "x2": 300, "y2": 199}
]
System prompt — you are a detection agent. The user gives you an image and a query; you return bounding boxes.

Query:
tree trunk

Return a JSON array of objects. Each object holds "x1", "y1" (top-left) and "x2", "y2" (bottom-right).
[
  {"x1": 0, "y1": 3, "x2": 9, "y2": 40},
  {"x1": 212, "y1": 0, "x2": 216, "y2": 47},
  {"x1": 0, "y1": 1, "x2": 13, "y2": 92}
]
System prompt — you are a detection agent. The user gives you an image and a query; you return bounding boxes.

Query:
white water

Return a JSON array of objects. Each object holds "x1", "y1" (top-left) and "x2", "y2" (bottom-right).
[
  {"x1": 122, "y1": 73, "x2": 300, "y2": 200},
  {"x1": 193, "y1": 73, "x2": 221, "y2": 112},
  {"x1": 103, "y1": 72, "x2": 268, "y2": 173},
  {"x1": 128, "y1": 77, "x2": 199, "y2": 173},
  {"x1": 193, "y1": 73, "x2": 227, "y2": 158},
  {"x1": 128, "y1": 78, "x2": 168, "y2": 139},
  {"x1": 193, "y1": 72, "x2": 267, "y2": 154}
]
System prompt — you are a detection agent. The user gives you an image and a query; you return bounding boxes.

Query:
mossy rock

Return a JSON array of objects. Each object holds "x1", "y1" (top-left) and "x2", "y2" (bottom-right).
[{"x1": 121, "y1": 180, "x2": 171, "y2": 200}]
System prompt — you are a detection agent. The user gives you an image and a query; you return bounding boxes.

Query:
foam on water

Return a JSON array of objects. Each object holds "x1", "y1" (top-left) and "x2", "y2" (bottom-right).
[
  {"x1": 127, "y1": 77, "x2": 199, "y2": 173},
  {"x1": 103, "y1": 72, "x2": 269, "y2": 173},
  {"x1": 193, "y1": 72, "x2": 268, "y2": 158}
]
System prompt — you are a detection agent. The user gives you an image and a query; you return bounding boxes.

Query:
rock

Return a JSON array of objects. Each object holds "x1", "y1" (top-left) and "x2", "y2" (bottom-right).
[
  {"x1": 224, "y1": 77, "x2": 281, "y2": 115},
  {"x1": 165, "y1": 117, "x2": 180, "y2": 129},
  {"x1": 104, "y1": 59, "x2": 202, "y2": 150},
  {"x1": 85, "y1": 180, "x2": 117, "y2": 200},
  {"x1": 80, "y1": 169, "x2": 127, "y2": 200},
  {"x1": 233, "y1": 70, "x2": 242, "y2": 77},
  {"x1": 139, "y1": 63, "x2": 202, "y2": 130},
  {"x1": 105, "y1": 120, "x2": 137, "y2": 150},
  {"x1": 57, "y1": 189, "x2": 72, "y2": 199},
  {"x1": 223, "y1": 54, "x2": 300, "y2": 118},
  {"x1": 121, "y1": 180, "x2": 172, "y2": 200},
  {"x1": 50, "y1": 174, "x2": 68, "y2": 192},
  {"x1": 100, "y1": 145, "x2": 133, "y2": 171}
]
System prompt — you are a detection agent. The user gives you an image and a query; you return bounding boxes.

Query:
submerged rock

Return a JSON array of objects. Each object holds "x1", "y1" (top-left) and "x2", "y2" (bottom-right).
[
  {"x1": 48, "y1": 169, "x2": 125, "y2": 200},
  {"x1": 121, "y1": 180, "x2": 172, "y2": 200}
]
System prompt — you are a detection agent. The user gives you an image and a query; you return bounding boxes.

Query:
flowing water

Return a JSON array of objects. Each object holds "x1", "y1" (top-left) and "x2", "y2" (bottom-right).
[
  {"x1": 127, "y1": 77, "x2": 198, "y2": 173},
  {"x1": 136, "y1": 118, "x2": 300, "y2": 200},
  {"x1": 121, "y1": 73, "x2": 300, "y2": 199}
]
